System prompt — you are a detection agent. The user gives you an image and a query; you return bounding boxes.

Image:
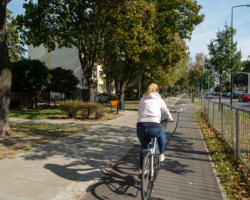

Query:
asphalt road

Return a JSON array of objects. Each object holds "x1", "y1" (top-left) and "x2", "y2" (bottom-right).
[{"x1": 209, "y1": 96, "x2": 250, "y2": 111}]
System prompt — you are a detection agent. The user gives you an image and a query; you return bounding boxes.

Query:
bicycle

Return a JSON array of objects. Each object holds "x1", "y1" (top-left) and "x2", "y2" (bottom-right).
[
  {"x1": 141, "y1": 120, "x2": 168, "y2": 200},
  {"x1": 141, "y1": 136, "x2": 160, "y2": 200},
  {"x1": 141, "y1": 120, "x2": 172, "y2": 200}
]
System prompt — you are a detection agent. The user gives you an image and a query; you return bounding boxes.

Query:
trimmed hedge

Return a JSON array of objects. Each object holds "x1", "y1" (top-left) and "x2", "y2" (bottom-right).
[
  {"x1": 59, "y1": 100, "x2": 82, "y2": 118},
  {"x1": 59, "y1": 100, "x2": 107, "y2": 119}
]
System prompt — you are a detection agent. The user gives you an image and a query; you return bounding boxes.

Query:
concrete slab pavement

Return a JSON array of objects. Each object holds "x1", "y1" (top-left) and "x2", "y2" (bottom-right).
[{"x1": 0, "y1": 110, "x2": 140, "y2": 200}]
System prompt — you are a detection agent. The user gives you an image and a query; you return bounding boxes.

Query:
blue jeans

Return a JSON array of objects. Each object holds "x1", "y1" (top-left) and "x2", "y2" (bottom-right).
[{"x1": 137, "y1": 126, "x2": 166, "y2": 169}]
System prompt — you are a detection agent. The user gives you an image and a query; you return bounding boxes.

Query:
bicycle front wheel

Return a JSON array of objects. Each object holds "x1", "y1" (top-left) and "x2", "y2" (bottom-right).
[
  {"x1": 141, "y1": 151, "x2": 152, "y2": 200},
  {"x1": 154, "y1": 143, "x2": 160, "y2": 177}
]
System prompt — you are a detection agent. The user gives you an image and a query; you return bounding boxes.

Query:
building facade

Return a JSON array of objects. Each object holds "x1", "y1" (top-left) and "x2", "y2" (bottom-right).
[{"x1": 28, "y1": 45, "x2": 113, "y2": 100}]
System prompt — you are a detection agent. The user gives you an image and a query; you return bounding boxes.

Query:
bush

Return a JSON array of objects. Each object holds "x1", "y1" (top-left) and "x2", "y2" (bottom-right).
[
  {"x1": 94, "y1": 104, "x2": 107, "y2": 119},
  {"x1": 80, "y1": 103, "x2": 107, "y2": 119},
  {"x1": 59, "y1": 100, "x2": 108, "y2": 119},
  {"x1": 59, "y1": 100, "x2": 82, "y2": 118},
  {"x1": 79, "y1": 102, "x2": 98, "y2": 119}
]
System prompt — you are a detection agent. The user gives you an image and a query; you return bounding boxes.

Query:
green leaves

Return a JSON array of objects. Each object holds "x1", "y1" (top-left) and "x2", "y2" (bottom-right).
[
  {"x1": 48, "y1": 67, "x2": 79, "y2": 93},
  {"x1": 11, "y1": 59, "x2": 51, "y2": 92},
  {"x1": 6, "y1": 9, "x2": 26, "y2": 62},
  {"x1": 206, "y1": 25, "x2": 242, "y2": 79}
]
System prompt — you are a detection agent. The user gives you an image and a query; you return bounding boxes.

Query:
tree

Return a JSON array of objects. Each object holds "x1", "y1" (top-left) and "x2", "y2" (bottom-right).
[
  {"x1": 12, "y1": 59, "x2": 51, "y2": 109},
  {"x1": 16, "y1": 0, "x2": 121, "y2": 102},
  {"x1": 6, "y1": 9, "x2": 26, "y2": 62},
  {"x1": 0, "y1": 0, "x2": 13, "y2": 137},
  {"x1": 48, "y1": 67, "x2": 79, "y2": 100},
  {"x1": 136, "y1": 0, "x2": 204, "y2": 95},
  {"x1": 103, "y1": 0, "x2": 204, "y2": 105},
  {"x1": 103, "y1": 0, "x2": 156, "y2": 108},
  {"x1": 206, "y1": 25, "x2": 241, "y2": 105},
  {"x1": 187, "y1": 53, "x2": 205, "y2": 91},
  {"x1": 233, "y1": 60, "x2": 250, "y2": 89}
]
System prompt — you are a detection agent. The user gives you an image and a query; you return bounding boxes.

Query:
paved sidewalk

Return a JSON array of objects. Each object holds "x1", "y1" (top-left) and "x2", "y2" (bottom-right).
[
  {"x1": 81, "y1": 95, "x2": 226, "y2": 200},
  {"x1": 0, "y1": 110, "x2": 140, "y2": 200}
]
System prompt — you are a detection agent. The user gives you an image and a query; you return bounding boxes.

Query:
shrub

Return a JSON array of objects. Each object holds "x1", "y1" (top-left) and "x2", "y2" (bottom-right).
[
  {"x1": 59, "y1": 100, "x2": 107, "y2": 119},
  {"x1": 80, "y1": 102, "x2": 107, "y2": 119},
  {"x1": 59, "y1": 100, "x2": 82, "y2": 118},
  {"x1": 79, "y1": 102, "x2": 97, "y2": 118},
  {"x1": 94, "y1": 104, "x2": 107, "y2": 119}
]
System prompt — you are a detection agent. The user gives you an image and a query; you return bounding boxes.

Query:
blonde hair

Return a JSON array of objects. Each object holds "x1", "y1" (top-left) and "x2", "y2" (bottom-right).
[{"x1": 144, "y1": 83, "x2": 159, "y2": 96}]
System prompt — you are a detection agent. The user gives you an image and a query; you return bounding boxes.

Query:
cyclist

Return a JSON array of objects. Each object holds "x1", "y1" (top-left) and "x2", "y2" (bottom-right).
[{"x1": 137, "y1": 83, "x2": 173, "y2": 174}]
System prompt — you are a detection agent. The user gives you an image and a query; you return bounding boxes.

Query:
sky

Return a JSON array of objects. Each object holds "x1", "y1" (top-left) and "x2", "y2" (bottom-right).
[
  {"x1": 7, "y1": 0, "x2": 250, "y2": 61},
  {"x1": 188, "y1": 0, "x2": 250, "y2": 61}
]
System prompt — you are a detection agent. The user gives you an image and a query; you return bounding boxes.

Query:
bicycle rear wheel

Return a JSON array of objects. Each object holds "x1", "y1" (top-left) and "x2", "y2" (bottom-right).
[{"x1": 141, "y1": 151, "x2": 152, "y2": 200}]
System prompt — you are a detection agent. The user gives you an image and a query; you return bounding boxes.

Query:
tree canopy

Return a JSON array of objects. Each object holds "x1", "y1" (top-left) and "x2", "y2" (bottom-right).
[
  {"x1": 16, "y1": 0, "x2": 204, "y2": 103},
  {"x1": 48, "y1": 67, "x2": 79, "y2": 94},
  {"x1": 16, "y1": 0, "x2": 122, "y2": 102},
  {"x1": 206, "y1": 25, "x2": 242, "y2": 103},
  {"x1": 103, "y1": 0, "x2": 204, "y2": 101},
  {"x1": 6, "y1": 9, "x2": 26, "y2": 62},
  {"x1": 12, "y1": 59, "x2": 51, "y2": 93}
]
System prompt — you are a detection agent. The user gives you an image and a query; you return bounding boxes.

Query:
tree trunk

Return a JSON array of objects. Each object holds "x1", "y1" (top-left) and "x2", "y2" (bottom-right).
[
  {"x1": 118, "y1": 57, "x2": 131, "y2": 110},
  {"x1": 0, "y1": 0, "x2": 14, "y2": 137},
  {"x1": 89, "y1": 79, "x2": 95, "y2": 102},
  {"x1": 119, "y1": 81, "x2": 126, "y2": 110}
]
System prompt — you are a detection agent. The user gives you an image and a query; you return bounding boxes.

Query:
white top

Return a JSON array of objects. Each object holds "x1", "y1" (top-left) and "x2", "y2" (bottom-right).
[{"x1": 137, "y1": 92, "x2": 173, "y2": 123}]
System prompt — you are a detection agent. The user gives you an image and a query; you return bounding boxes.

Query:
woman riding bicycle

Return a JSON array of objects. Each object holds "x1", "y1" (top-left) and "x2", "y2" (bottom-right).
[{"x1": 137, "y1": 83, "x2": 173, "y2": 171}]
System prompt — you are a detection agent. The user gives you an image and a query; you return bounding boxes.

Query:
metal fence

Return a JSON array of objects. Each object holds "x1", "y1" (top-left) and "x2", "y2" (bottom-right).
[{"x1": 201, "y1": 98, "x2": 250, "y2": 169}]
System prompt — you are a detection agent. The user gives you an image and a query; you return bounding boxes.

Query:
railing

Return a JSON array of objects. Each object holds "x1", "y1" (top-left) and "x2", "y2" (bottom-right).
[{"x1": 201, "y1": 97, "x2": 250, "y2": 169}]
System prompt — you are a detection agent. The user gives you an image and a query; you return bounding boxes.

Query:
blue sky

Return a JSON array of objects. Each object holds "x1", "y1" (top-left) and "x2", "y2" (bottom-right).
[
  {"x1": 188, "y1": 0, "x2": 250, "y2": 61},
  {"x1": 7, "y1": 0, "x2": 250, "y2": 61}
]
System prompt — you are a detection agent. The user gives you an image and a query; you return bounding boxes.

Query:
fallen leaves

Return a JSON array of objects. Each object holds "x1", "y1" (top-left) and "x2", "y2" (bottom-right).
[{"x1": 195, "y1": 110, "x2": 249, "y2": 200}]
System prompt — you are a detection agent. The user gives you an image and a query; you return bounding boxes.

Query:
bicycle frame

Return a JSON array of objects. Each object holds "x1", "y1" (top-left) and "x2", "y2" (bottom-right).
[{"x1": 150, "y1": 137, "x2": 157, "y2": 178}]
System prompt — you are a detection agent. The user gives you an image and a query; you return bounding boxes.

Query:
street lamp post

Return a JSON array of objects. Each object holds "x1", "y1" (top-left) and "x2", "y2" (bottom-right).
[{"x1": 230, "y1": 5, "x2": 250, "y2": 105}]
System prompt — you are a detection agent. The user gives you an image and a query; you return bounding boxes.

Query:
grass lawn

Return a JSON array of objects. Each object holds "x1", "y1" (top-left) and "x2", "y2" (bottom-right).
[
  {"x1": 124, "y1": 101, "x2": 139, "y2": 111},
  {"x1": 0, "y1": 123, "x2": 88, "y2": 160},
  {"x1": 10, "y1": 101, "x2": 139, "y2": 120},
  {"x1": 10, "y1": 107, "x2": 66, "y2": 119},
  {"x1": 10, "y1": 106, "x2": 124, "y2": 121}
]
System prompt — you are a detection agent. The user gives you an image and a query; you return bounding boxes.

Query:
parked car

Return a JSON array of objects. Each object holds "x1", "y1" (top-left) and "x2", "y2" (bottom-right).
[
  {"x1": 95, "y1": 93, "x2": 109, "y2": 103},
  {"x1": 226, "y1": 92, "x2": 231, "y2": 97},
  {"x1": 222, "y1": 92, "x2": 228, "y2": 97},
  {"x1": 233, "y1": 91, "x2": 244, "y2": 98},
  {"x1": 205, "y1": 93, "x2": 213, "y2": 99},
  {"x1": 238, "y1": 93, "x2": 250, "y2": 102}
]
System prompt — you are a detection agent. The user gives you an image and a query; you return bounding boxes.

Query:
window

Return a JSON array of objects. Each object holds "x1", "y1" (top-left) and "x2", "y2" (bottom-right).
[
  {"x1": 99, "y1": 84, "x2": 103, "y2": 92},
  {"x1": 99, "y1": 71, "x2": 103, "y2": 78}
]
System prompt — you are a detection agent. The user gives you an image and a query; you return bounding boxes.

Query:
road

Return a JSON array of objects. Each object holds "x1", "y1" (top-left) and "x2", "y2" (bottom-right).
[{"x1": 208, "y1": 96, "x2": 250, "y2": 111}]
